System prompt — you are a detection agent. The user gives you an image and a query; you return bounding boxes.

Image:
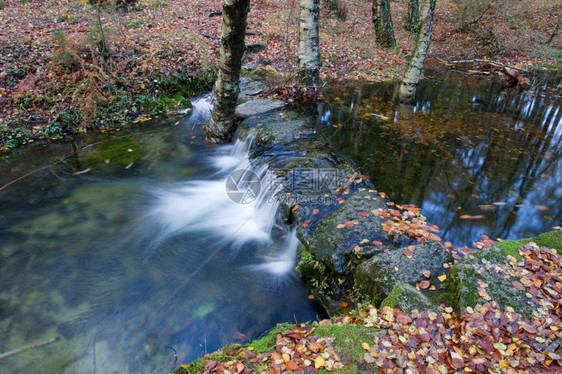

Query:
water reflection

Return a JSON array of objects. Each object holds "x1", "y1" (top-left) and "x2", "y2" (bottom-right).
[{"x1": 320, "y1": 71, "x2": 561, "y2": 246}]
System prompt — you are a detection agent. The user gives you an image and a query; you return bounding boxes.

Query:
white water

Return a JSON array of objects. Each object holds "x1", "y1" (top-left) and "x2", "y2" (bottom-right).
[{"x1": 146, "y1": 96, "x2": 299, "y2": 275}]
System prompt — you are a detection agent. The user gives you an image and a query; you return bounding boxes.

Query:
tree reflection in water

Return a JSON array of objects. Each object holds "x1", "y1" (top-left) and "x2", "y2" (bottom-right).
[{"x1": 320, "y1": 71, "x2": 561, "y2": 246}]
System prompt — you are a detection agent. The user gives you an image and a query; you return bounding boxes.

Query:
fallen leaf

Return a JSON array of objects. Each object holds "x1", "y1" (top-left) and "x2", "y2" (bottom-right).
[
  {"x1": 438, "y1": 274, "x2": 447, "y2": 282},
  {"x1": 314, "y1": 356, "x2": 325, "y2": 369},
  {"x1": 419, "y1": 280, "x2": 430, "y2": 289},
  {"x1": 512, "y1": 280, "x2": 526, "y2": 291}
]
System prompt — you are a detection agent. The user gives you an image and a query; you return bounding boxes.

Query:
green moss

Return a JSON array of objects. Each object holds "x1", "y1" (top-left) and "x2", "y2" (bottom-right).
[
  {"x1": 246, "y1": 323, "x2": 293, "y2": 353},
  {"x1": 176, "y1": 346, "x2": 243, "y2": 374},
  {"x1": 446, "y1": 260, "x2": 480, "y2": 312},
  {"x1": 493, "y1": 239, "x2": 530, "y2": 260},
  {"x1": 159, "y1": 91, "x2": 191, "y2": 111},
  {"x1": 380, "y1": 283, "x2": 438, "y2": 313},
  {"x1": 314, "y1": 324, "x2": 382, "y2": 374},
  {"x1": 533, "y1": 230, "x2": 561, "y2": 252},
  {"x1": 492, "y1": 230, "x2": 561, "y2": 260}
]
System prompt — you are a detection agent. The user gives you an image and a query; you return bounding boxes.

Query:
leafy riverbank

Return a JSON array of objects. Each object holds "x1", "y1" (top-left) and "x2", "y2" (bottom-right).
[
  {"x1": 174, "y1": 231, "x2": 561, "y2": 374},
  {"x1": 1, "y1": 0, "x2": 560, "y2": 152}
]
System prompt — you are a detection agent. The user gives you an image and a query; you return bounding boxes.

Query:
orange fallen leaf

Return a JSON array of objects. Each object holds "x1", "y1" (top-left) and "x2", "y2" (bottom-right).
[
  {"x1": 422, "y1": 270, "x2": 431, "y2": 278},
  {"x1": 292, "y1": 205, "x2": 299, "y2": 212},
  {"x1": 372, "y1": 240, "x2": 383, "y2": 246},
  {"x1": 312, "y1": 208, "x2": 320, "y2": 215},
  {"x1": 286, "y1": 361, "x2": 298, "y2": 370},
  {"x1": 402, "y1": 250, "x2": 413, "y2": 258}
]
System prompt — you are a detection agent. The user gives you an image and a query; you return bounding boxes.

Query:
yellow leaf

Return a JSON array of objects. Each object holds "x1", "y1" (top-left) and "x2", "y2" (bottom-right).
[
  {"x1": 362, "y1": 342, "x2": 370, "y2": 351},
  {"x1": 438, "y1": 274, "x2": 447, "y2": 282},
  {"x1": 314, "y1": 356, "x2": 325, "y2": 369}
]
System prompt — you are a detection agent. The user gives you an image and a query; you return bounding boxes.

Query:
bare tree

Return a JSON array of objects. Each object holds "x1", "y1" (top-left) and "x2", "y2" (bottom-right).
[
  {"x1": 399, "y1": 0, "x2": 436, "y2": 100},
  {"x1": 372, "y1": 0, "x2": 396, "y2": 48},
  {"x1": 405, "y1": 0, "x2": 419, "y2": 32},
  {"x1": 298, "y1": 0, "x2": 321, "y2": 88},
  {"x1": 207, "y1": 0, "x2": 251, "y2": 143}
]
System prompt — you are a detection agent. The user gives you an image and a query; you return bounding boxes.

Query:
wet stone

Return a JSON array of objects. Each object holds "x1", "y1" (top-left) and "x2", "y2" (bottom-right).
[
  {"x1": 298, "y1": 189, "x2": 415, "y2": 274},
  {"x1": 355, "y1": 241, "x2": 454, "y2": 301},
  {"x1": 235, "y1": 98, "x2": 284, "y2": 119}
]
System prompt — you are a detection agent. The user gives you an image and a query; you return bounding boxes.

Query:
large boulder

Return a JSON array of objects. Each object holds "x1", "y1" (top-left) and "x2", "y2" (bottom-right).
[
  {"x1": 447, "y1": 245, "x2": 535, "y2": 316},
  {"x1": 299, "y1": 189, "x2": 416, "y2": 273},
  {"x1": 355, "y1": 241, "x2": 454, "y2": 305}
]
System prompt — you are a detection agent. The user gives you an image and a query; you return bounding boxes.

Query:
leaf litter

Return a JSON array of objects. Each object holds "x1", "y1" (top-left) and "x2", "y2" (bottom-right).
[{"x1": 186, "y1": 242, "x2": 560, "y2": 373}]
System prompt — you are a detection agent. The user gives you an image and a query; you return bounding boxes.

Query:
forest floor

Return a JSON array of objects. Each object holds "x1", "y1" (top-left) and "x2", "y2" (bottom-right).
[{"x1": 1, "y1": 0, "x2": 561, "y2": 152}]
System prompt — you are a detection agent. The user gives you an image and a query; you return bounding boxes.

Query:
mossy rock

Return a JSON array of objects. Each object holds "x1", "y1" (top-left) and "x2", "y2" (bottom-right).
[
  {"x1": 176, "y1": 322, "x2": 384, "y2": 374},
  {"x1": 493, "y1": 230, "x2": 561, "y2": 260},
  {"x1": 355, "y1": 241, "x2": 454, "y2": 304},
  {"x1": 380, "y1": 282, "x2": 439, "y2": 313},
  {"x1": 447, "y1": 246, "x2": 534, "y2": 316},
  {"x1": 446, "y1": 230, "x2": 561, "y2": 315}
]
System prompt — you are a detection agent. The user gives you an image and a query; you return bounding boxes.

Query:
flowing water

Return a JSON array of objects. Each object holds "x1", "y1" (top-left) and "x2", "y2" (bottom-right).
[
  {"x1": 1, "y1": 71, "x2": 561, "y2": 373},
  {"x1": 0, "y1": 98, "x2": 317, "y2": 373},
  {"x1": 319, "y1": 70, "x2": 561, "y2": 247}
]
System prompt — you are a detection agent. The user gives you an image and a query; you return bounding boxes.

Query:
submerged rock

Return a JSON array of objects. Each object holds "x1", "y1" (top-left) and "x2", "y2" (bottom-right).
[{"x1": 355, "y1": 241, "x2": 453, "y2": 305}]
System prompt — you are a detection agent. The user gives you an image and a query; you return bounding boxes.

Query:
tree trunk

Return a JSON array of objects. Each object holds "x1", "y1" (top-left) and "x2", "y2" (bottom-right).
[
  {"x1": 405, "y1": 0, "x2": 419, "y2": 32},
  {"x1": 297, "y1": 0, "x2": 321, "y2": 88},
  {"x1": 206, "y1": 0, "x2": 250, "y2": 143},
  {"x1": 399, "y1": 0, "x2": 436, "y2": 101},
  {"x1": 372, "y1": 0, "x2": 396, "y2": 48}
]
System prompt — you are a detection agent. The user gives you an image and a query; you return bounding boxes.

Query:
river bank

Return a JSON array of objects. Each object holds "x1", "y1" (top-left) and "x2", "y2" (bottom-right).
[{"x1": 1, "y1": 0, "x2": 560, "y2": 152}]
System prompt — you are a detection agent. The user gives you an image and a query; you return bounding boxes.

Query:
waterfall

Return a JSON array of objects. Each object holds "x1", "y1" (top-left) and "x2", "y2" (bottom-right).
[{"x1": 145, "y1": 97, "x2": 297, "y2": 276}]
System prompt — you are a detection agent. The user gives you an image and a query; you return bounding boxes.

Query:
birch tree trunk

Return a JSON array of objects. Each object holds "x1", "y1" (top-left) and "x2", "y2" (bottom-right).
[
  {"x1": 206, "y1": 0, "x2": 250, "y2": 143},
  {"x1": 297, "y1": 0, "x2": 321, "y2": 88},
  {"x1": 399, "y1": 0, "x2": 436, "y2": 101},
  {"x1": 372, "y1": 0, "x2": 396, "y2": 48}
]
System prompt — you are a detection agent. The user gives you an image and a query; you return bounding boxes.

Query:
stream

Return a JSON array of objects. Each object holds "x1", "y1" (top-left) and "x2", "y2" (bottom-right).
[
  {"x1": 0, "y1": 71, "x2": 561, "y2": 373},
  {"x1": 0, "y1": 99, "x2": 317, "y2": 373}
]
